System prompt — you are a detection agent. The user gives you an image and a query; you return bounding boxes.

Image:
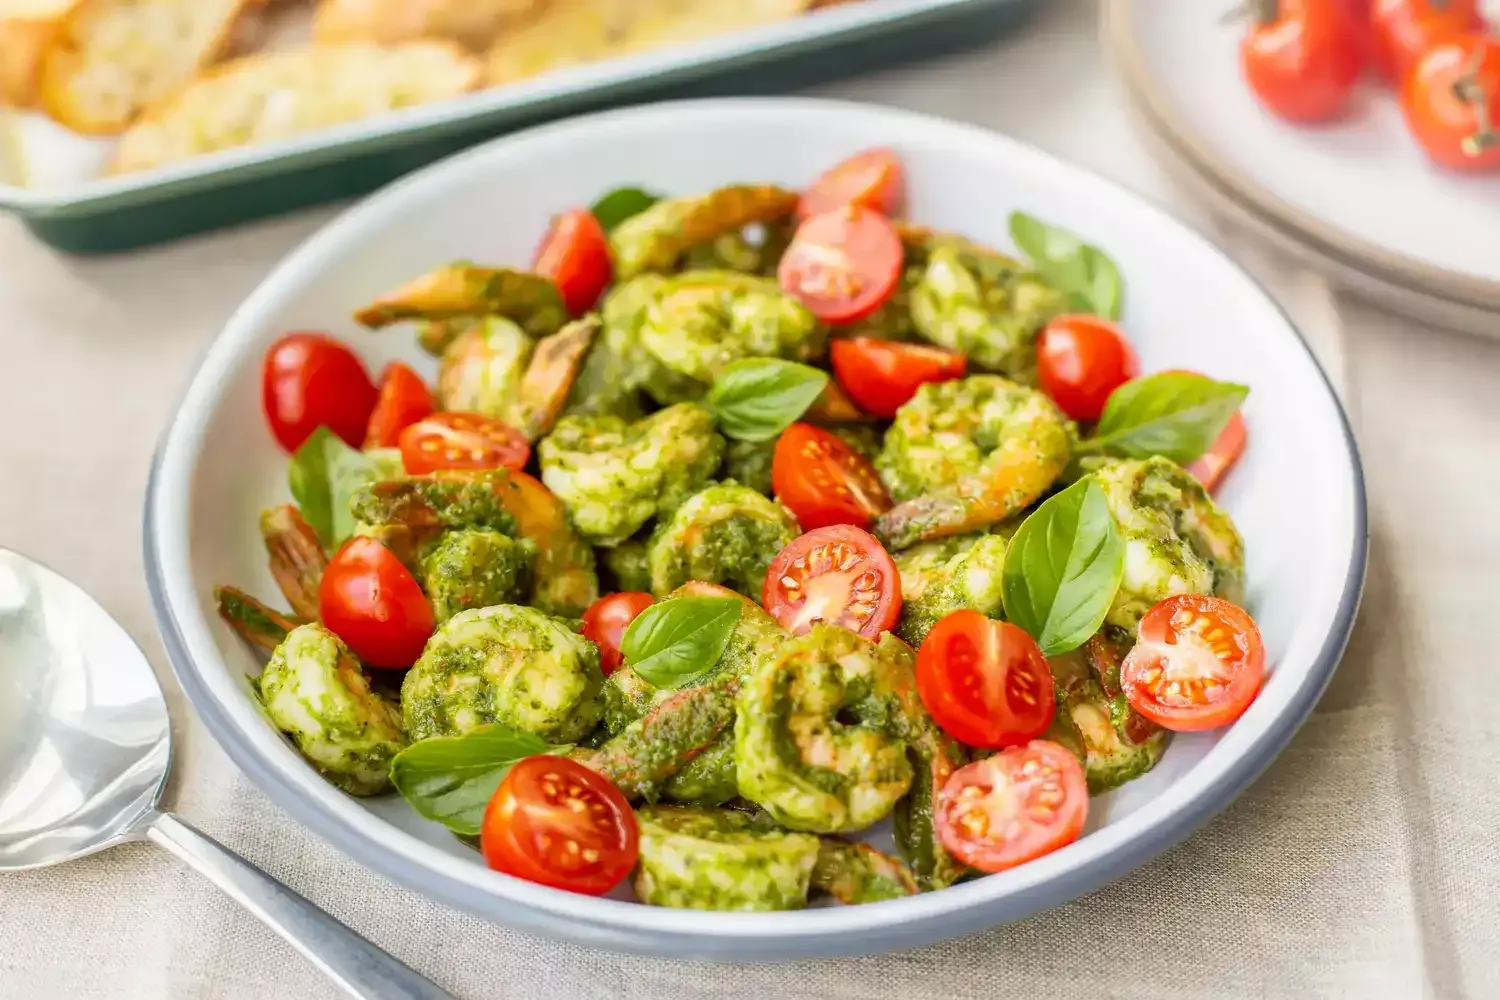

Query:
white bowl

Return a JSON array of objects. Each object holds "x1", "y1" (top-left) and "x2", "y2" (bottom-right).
[{"x1": 144, "y1": 98, "x2": 1367, "y2": 960}]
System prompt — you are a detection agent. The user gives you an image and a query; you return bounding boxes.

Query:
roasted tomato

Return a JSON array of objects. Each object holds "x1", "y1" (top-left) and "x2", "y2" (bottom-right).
[
  {"x1": 935, "y1": 741, "x2": 1088, "y2": 873},
  {"x1": 916, "y1": 612, "x2": 1056, "y2": 749},
  {"x1": 761, "y1": 524, "x2": 901, "y2": 638},
  {"x1": 1402, "y1": 35, "x2": 1500, "y2": 172},
  {"x1": 797, "y1": 147, "x2": 906, "y2": 220},
  {"x1": 829, "y1": 338, "x2": 967, "y2": 418},
  {"x1": 1035, "y1": 315, "x2": 1140, "y2": 422},
  {"x1": 318, "y1": 536, "x2": 435, "y2": 669},
  {"x1": 1121, "y1": 594, "x2": 1267, "y2": 732},
  {"x1": 580, "y1": 592, "x2": 654, "y2": 677},
  {"x1": 771, "y1": 422, "x2": 892, "y2": 532},
  {"x1": 364, "y1": 361, "x2": 436, "y2": 449},
  {"x1": 398, "y1": 412, "x2": 531, "y2": 474},
  {"x1": 1240, "y1": 0, "x2": 1363, "y2": 122},
  {"x1": 262, "y1": 332, "x2": 378, "y2": 453},
  {"x1": 534, "y1": 208, "x2": 614, "y2": 316},
  {"x1": 779, "y1": 205, "x2": 904, "y2": 325}
]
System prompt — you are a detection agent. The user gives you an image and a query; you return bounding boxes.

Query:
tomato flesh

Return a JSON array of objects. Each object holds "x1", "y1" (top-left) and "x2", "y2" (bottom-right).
[
  {"x1": 399, "y1": 412, "x2": 531, "y2": 475},
  {"x1": 762, "y1": 524, "x2": 901, "y2": 639},
  {"x1": 318, "y1": 536, "x2": 435, "y2": 669},
  {"x1": 1186, "y1": 411, "x2": 1248, "y2": 491},
  {"x1": 1240, "y1": 0, "x2": 1363, "y2": 122},
  {"x1": 1121, "y1": 594, "x2": 1266, "y2": 732},
  {"x1": 262, "y1": 332, "x2": 378, "y2": 453},
  {"x1": 581, "y1": 592, "x2": 654, "y2": 676},
  {"x1": 935, "y1": 742, "x2": 1088, "y2": 873},
  {"x1": 1402, "y1": 35, "x2": 1500, "y2": 172},
  {"x1": 534, "y1": 208, "x2": 614, "y2": 316},
  {"x1": 779, "y1": 206, "x2": 904, "y2": 325},
  {"x1": 1036, "y1": 315, "x2": 1140, "y2": 422},
  {"x1": 364, "y1": 361, "x2": 435, "y2": 449},
  {"x1": 771, "y1": 423, "x2": 892, "y2": 532},
  {"x1": 830, "y1": 338, "x2": 967, "y2": 418},
  {"x1": 481, "y1": 756, "x2": 638, "y2": 896},
  {"x1": 797, "y1": 147, "x2": 906, "y2": 220},
  {"x1": 917, "y1": 612, "x2": 1056, "y2": 749}
]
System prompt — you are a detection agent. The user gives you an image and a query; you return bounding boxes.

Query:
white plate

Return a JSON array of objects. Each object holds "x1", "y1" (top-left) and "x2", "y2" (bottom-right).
[{"x1": 143, "y1": 97, "x2": 1367, "y2": 959}]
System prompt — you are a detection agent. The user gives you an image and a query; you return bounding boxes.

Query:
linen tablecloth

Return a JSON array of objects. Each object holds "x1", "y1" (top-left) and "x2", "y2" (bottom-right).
[{"x1": 4, "y1": 2, "x2": 1499, "y2": 996}]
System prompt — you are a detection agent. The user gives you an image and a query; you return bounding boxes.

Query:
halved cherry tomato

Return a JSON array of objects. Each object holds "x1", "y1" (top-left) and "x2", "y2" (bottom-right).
[
  {"x1": 916, "y1": 611, "x2": 1056, "y2": 749},
  {"x1": 261, "y1": 332, "x2": 378, "y2": 453},
  {"x1": 797, "y1": 147, "x2": 906, "y2": 220},
  {"x1": 1121, "y1": 594, "x2": 1266, "y2": 732},
  {"x1": 1187, "y1": 411, "x2": 1248, "y2": 491},
  {"x1": 1035, "y1": 315, "x2": 1140, "y2": 422},
  {"x1": 318, "y1": 536, "x2": 435, "y2": 668},
  {"x1": 581, "y1": 592, "x2": 654, "y2": 677},
  {"x1": 771, "y1": 423, "x2": 892, "y2": 532},
  {"x1": 761, "y1": 524, "x2": 901, "y2": 638},
  {"x1": 534, "y1": 208, "x2": 613, "y2": 316},
  {"x1": 778, "y1": 206, "x2": 904, "y2": 325},
  {"x1": 481, "y1": 756, "x2": 638, "y2": 896},
  {"x1": 829, "y1": 338, "x2": 967, "y2": 418},
  {"x1": 935, "y1": 741, "x2": 1088, "y2": 873},
  {"x1": 1402, "y1": 35, "x2": 1500, "y2": 172},
  {"x1": 398, "y1": 412, "x2": 531, "y2": 475},
  {"x1": 364, "y1": 362, "x2": 436, "y2": 449},
  {"x1": 1371, "y1": 0, "x2": 1485, "y2": 82},
  {"x1": 1240, "y1": 0, "x2": 1363, "y2": 122}
]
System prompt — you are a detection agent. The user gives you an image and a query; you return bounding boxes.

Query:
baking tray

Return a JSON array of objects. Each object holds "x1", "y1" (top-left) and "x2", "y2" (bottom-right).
[{"x1": 0, "y1": 0, "x2": 1036, "y2": 254}]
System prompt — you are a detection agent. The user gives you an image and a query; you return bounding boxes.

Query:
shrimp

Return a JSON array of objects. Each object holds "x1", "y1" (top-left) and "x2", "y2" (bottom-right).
[
  {"x1": 419, "y1": 528, "x2": 535, "y2": 625},
  {"x1": 353, "y1": 263, "x2": 568, "y2": 337},
  {"x1": 569, "y1": 275, "x2": 699, "y2": 412},
  {"x1": 1093, "y1": 457, "x2": 1245, "y2": 632},
  {"x1": 601, "y1": 538, "x2": 652, "y2": 595},
  {"x1": 610, "y1": 184, "x2": 799, "y2": 279},
  {"x1": 632, "y1": 805, "x2": 820, "y2": 911},
  {"x1": 510, "y1": 316, "x2": 598, "y2": 440},
  {"x1": 645, "y1": 483, "x2": 800, "y2": 598},
  {"x1": 259, "y1": 504, "x2": 327, "y2": 621},
  {"x1": 720, "y1": 438, "x2": 776, "y2": 496},
  {"x1": 1048, "y1": 636, "x2": 1170, "y2": 793},
  {"x1": 400, "y1": 604, "x2": 604, "y2": 743},
  {"x1": 680, "y1": 220, "x2": 794, "y2": 276},
  {"x1": 485, "y1": 469, "x2": 598, "y2": 617},
  {"x1": 893, "y1": 533, "x2": 1009, "y2": 646},
  {"x1": 417, "y1": 317, "x2": 472, "y2": 357},
  {"x1": 215, "y1": 585, "x2": 301, "y2": 654},
  {"x1": 435, "y1": 316, "x2": 532, "y2": 420},
  {"x1": 874, "y1": 376, "x2": 1072, "y2": 549},
  {"x1": 258, "y1": 623, "x2": 407, "y2": 796},
  {"x1": 349, "y1": 475, "x2": 517, "y2": 570},
  {"x1": 538, "y1": 402, "x2": 725, "y2": 546},
  {"x1": 660, "y1": 738, "x2": 739, "y2": 806},
  {"x1": 811, "y1": 839, "x2": 918, "y2": 904}
]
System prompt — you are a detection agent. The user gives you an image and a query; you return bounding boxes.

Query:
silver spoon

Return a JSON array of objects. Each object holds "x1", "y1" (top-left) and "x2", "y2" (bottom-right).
[{"x1": 0, "y1": 548, "x2": 453, "y2": 1000}]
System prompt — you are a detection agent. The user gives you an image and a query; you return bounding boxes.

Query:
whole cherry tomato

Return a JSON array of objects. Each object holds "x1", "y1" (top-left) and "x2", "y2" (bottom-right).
[
  {"x1": 318, "y1": 536, "x2": 435, "y2": 669},
  {"x1": 1035, "y1": 315, "x2": 1140, "y2": 422},
  {"x1": 771, "y1": 423, "x2": 892, "y2": 532},
  {"x1": 935, "y1": 742, "x2": 1088, "y2": 874},
  {"x1": 364, "y1": 362, "x2": 435, "y2": 449},
  {"x1": 779, "y1": 206, "x2": 904, "y2": 325},
  {"x1": 261, "y1": 333, "x2": 378, "y2": 453},
  {"x1": 534, "y1": 208, "x2": 614, "y2": 316},
  {"x1": 1402, "y1": 34, "x2": 1500, "y2": 171},
  {"x1": 1121, "y1": 594, "x2": 1267, "y2": 732},
  {"x1": 1371, "y1": 0, "x2": 1486, "y2": 82},
  {"x1": 829, "y1": 338, "x2": 967, "y2": 418},
  {"x1": 1240, "y1": 0, "x2": 1363, "y2": 122},
  {"x1": 797, "y1": 147, "x2": 906, "y2": 220},
  {"x1": 581, "y1": 592, "x2": 654, "y2": 676}
]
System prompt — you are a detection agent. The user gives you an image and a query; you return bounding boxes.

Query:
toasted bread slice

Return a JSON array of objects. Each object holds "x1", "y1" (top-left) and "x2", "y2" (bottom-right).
[
  {"x1": 109, "y1": 42, "x2": 480, "y2": 173},
  {"x1": 486, "y1": 0, "x2": 808, "y2": 87},
  {"x1": 313, "y1": 0, "x2": 540, "y2": 49},
  {"x1": 0, "y1": 1, "x2": 72, "y2": 107}
]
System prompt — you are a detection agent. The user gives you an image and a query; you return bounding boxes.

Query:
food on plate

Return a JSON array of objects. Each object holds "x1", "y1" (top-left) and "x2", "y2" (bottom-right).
[
  {"x1": 1370, "y1": 0, "x2": 1486, "y2": 81},
  {"x1": 1238, "y1": 0, "x2": 1362, "y2": 122},
  {"x1": 1402, "y1": 34, "x2": 1500, "y2": 171},
  {"x1": 313, "y1": 0, "x2": 540, "y2": 49},
  {"x1": 218, "y1": 149, "x2": 1265, "y2": 908}
]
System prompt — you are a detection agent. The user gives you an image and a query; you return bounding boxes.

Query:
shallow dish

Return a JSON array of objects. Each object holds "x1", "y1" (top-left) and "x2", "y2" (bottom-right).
[{"x1": 144, "y1": 97, "x2": 1367, "y2": 960}]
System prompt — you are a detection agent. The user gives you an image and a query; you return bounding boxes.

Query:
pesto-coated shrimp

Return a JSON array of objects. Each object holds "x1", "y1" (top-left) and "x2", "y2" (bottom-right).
[
  {"x1": 257, "y1": 624, "x2": 407, "y2": 796},
  {"x1": 1093, "y1": 457, "x2": 1246, "y2": 632},
  {"x1": 874, "y1": 376, "x2": 1072, "y2": 549},
  {"x1": 435, "y1": 316, "x2": 531, "y2": 420},
  {"x1": 894, "y1": 533, "x2": 1009, "y2": 646},
  {"x1": 538, "y1": 402, "x2": 725, "y2": 546},
  {"x1": 721, "y1": 438, "x2": 776, "y2": 496},
  {"x1": 401, "y1": 605, "x2": 604, "y2": 743},
  {"x1": 350, "y1": 475, "x2": 516, "y2": 571},
  {"x1": 215, "y1": 586, "x2": 300, "y2": 654},
  {"x1": 354, "y1": 263, "x2": 568, "y2": 336},
  {"x1": 260, "y1": 504, "x2": 326, "y2": 621},
  {"x1": 511, "y1": 316, "x2": 598, "y2": 440},
  {"x1": 633, "y1": 806, "x2": 820, "y2": 911},
  {"x1": 485, "y1": 469, "x2": 598, "y2": 617},
  {"x1": 417, "y1": 317, "x2": 470, "y2": 357},
  {"x1": 420, "y1": 528, "x2": 535, "y2": 625},
  {"x1": 610, "y1": 184, "x2": 799, "y2": 279},
  {"x1": 646, "y1": 483, "x2": 799, "y2": 598},
  {"x1": 660, "y1": 737, "x2": 739, "y2": 806},
  {"x1": 1048, "y1": 637, "x2": 1169, "y2": 793},
  {"x1": 811, "y1": 839, "x2": 918, "y2": 904},
  {"x1": 601, "y1": 538, "x2": 652, "y2": 595},
  {"x1": 680, "y1": 220, "x2": 794, "y2": 276}
]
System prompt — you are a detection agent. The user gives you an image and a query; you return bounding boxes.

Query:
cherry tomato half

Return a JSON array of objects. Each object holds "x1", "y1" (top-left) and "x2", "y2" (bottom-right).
[
  {"x1": 581, "y1": 592, "x2": 654, "y2": 677},
  {"x1": 318, "y1": 536, "x2": 435, "y2": 669},
  {"x1": 1121, "y1": 594, "x2": 1267, "y2": 732},
  {"x1": 262, "y1": 332, "x2": 378, "y2": 453},
  {"x1": 1402, "y1": 35, "x2": 1500, "y2": 172},
  {"x1": 364, "y1": 362, "x2": 436, "y2": 449},
  {"x1": 935, "y1": 741, "x2": 1088, "y2": 874},
  {"x1": 398, "y1": 412, "x2": 531, "y2": 475},
  {"x1": 916, "y1": 611, "x2": 1056, "y2": 749},
  {"x1": 1186, "y1": 411, "x2": 1248, "y2": 492},
  {"x1": 1035, "y1": 315, "x2": 1140, "y2": 422},
  {"x1": 481, "y1": 756, "x2": 638, "y2": 896},
  {"x1": 1240, "y1": 0, "x2": 1363, "y2": 123},
  {"x1": 779, "y1": 206, "x2": 904, "y2": 325},
  {"x1": 533, "y1": 208, "x2": 614, "y2": 316},
  {"x1": 829, "y1": 338, "x2": 967, "y2": 418},
  {"x1": 1371, "y1": 0, "x2": 1486, "y2": 82},
  {"x1": 797, "y1": 147, "x2": 906, "y2": 220},
  {"x1": 762, "y1": 524, "x2": 901, "y2": 639},
  {"x1": 771, "y1": 423, "x2": 892, "y2": 532}
]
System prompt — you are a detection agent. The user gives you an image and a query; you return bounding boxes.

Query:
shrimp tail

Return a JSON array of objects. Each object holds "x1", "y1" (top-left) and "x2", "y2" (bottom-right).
[
  {"x1": 215, "y1": 586, "x2": 303, "y2": 654},
  {"x1": 580, "y1": 675, "x2": 740, "y2": 802},
  {"x1": 259, "y1": 505, "x2": 328, "y2": 621}
]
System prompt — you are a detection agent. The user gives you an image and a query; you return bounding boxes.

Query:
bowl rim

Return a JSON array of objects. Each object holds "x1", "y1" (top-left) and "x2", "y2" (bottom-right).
[{"x1": 142, "y1": 96, "x2": 1368, "y2": 958}]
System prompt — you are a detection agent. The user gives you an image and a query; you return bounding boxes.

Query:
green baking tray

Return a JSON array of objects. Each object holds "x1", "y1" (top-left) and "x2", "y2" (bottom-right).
[{"x1": 0, "y1": 0, "x2": 1036, "y2": 254}]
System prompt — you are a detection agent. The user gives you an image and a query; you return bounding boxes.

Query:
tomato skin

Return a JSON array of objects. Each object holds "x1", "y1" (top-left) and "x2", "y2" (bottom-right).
[
  {"x1": 581, "y1": 592, "x2": 654, "y2": 677},
  {"x1": 1371, "y1": 0, "x2": 1485, "y2": 82},
  {"x1": 261, "y1": 333, "x2": 378, "y2": 453},
  {"x1": 1240, "y1": 0, "x2": 1363, "y2": 122},
  {"x1": 762, "y1": 524, "x2": 901, "y2": 639},
  {"x1": 916, "y1": 612, "x2": 1056, "y2": 749},
  {"x1": 797, "y1": 147, "x2": 906, "y2": 220},
  {"x1": 398, "y1": 412, "x2": 531, "y2": 475},
  {"x1": 1186, "y1": 411, "x2": 1248, "y2": 491},
  {"x1": 935, "y1": 742, "x2": 1088, "y2": 873},
  {"x1": 1402, "y1": 35, "x2": 1500, "y2": 171},
  {"x1": 1121, "y1": 594, "x2": 1267, "y2": 732},
  {"x1": 1035, "y1": 316, "x2": 1140, "y2": 422},
  {"x1": 779, "y1": 206, "x2": 904, "y2": 325},
  {"x1": 318, "y1": 536, "x2": 435, "y2": 669},
  {"x1": 771, "y1": 423, "x2": 892, "y2": 532},
  {"x1": 534, "y1": 208, "x2": 614, "y2": 316},
  {"x1": 481, "y1": 756, "x2": 638, "y2": 896},
  {"x1": 364, "y1": 362, "x2": 436, "y2": 449},
  {"x1": 829, "y1": 338, "x2": 967, "y2": 418}
]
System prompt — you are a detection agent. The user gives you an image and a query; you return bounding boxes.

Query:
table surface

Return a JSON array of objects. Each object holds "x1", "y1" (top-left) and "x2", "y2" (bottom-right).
[{"x1": 4, "y1": 1, "x2": 1500, "y2": 998}]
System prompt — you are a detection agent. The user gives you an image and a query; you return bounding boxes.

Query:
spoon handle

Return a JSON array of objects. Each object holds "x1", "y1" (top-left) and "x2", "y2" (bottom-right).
[{"x1": 146, "y1": 812, "x2": 455, "y2": 1000}]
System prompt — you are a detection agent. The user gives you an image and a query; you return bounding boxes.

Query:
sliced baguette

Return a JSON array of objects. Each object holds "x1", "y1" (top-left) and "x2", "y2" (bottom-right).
[
  {"x1": 109, "y1": 42, "x2": 480, "y2": 174},
  {"x1": 0, "y1": 1, "x2": 72, "y2": 107},
  {"x1": 313, "y1": 0, "x2": 540, "y2": 50}
]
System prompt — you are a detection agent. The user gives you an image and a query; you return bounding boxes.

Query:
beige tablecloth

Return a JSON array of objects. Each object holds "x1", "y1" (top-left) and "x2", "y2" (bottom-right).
[{"x1": 4, "y1": 2, "x2": 1500, "y2": 997}]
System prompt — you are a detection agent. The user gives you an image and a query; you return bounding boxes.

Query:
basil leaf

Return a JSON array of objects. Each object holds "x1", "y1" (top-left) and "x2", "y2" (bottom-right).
[
  {"x1": 705, "y1": 359, "x2": 830, "y2": 443},
  {"x1": 1085, "y1": 372, "x2": 1249, "y2": 464},
  {"x1": 1001, "y1": 477, "x2": 1125, "y2": 657},
  {"x1": 288, "y1": 429, "x2": 402, "y2": 548},
  {"x1": 389, "y1": 724, "x2": 557, "y2": 836},
  {"x1": 1008, "y1": 211, "x2": 1124, "y2": 320},
  {"x1": 622, "y1": 596, "x2": 740, "y2": 689},
  {"x1": 591, "y1": 187, "x2": 662, "y2": 233}
]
